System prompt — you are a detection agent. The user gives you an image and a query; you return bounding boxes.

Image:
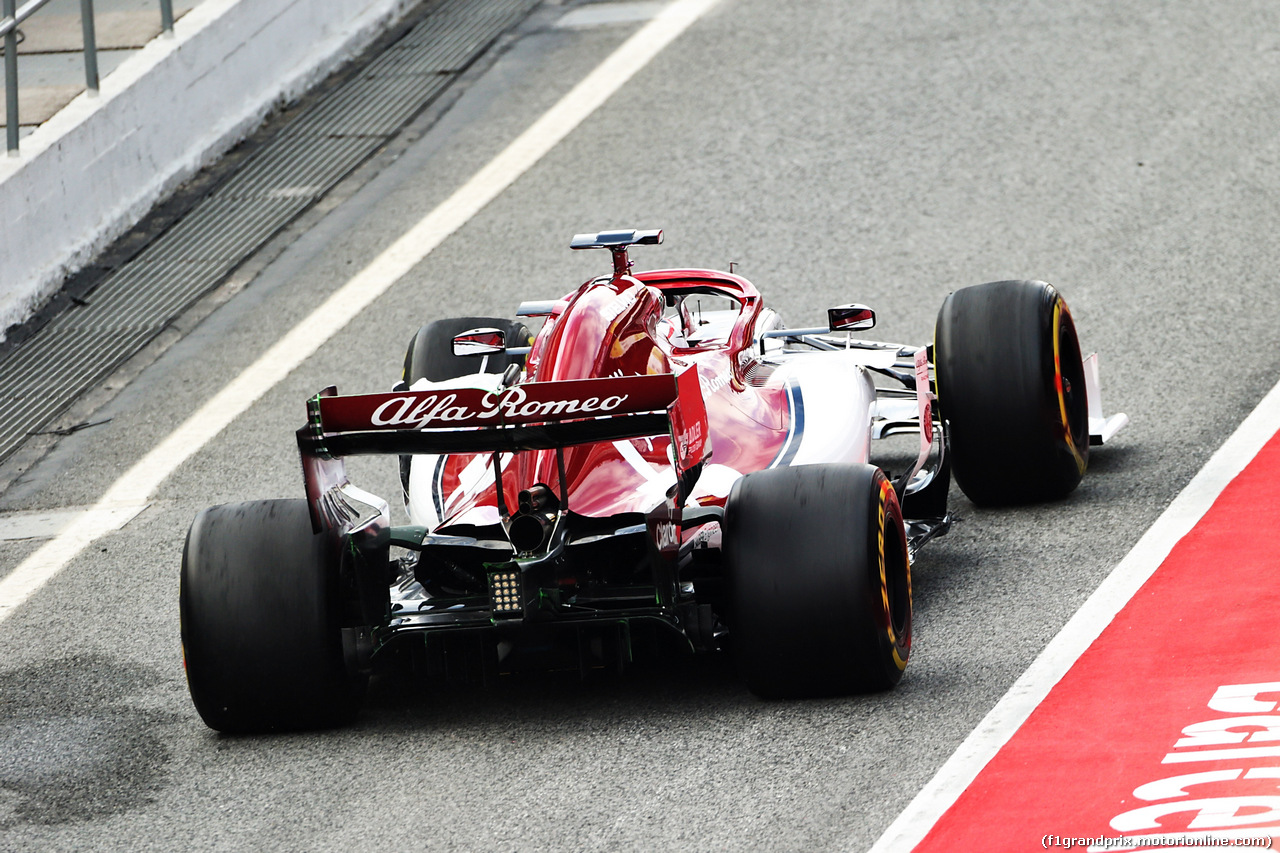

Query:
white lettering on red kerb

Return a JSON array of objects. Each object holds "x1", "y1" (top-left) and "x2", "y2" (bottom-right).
[{"x1": 1102, "y1": 681, "x2": 1280, "y2": 845}]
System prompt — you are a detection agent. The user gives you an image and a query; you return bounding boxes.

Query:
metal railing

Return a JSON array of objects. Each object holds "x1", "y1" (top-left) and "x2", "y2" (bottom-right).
[{"x1": 1, "y1": 0, "x2": 175, "y2": 153}]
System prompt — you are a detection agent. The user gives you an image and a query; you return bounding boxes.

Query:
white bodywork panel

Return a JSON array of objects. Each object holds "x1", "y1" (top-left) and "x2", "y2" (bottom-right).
[{"x1": 765, "y1": 349, "x2": 878, "y2": 467}]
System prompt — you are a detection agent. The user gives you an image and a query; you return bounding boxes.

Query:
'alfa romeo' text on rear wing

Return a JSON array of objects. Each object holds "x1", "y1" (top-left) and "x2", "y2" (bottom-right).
[{"x1": 295, "y1": 369, "x2": 709, "y2": 533}]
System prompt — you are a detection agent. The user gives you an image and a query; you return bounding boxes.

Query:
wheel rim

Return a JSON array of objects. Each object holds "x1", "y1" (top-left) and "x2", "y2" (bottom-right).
[
  {"x1": 1052, "y1": 299, "x2": 1089, "y2": 475},
  {"x1": 875, "y1": 476, "x2": 911, "y2": 671}
]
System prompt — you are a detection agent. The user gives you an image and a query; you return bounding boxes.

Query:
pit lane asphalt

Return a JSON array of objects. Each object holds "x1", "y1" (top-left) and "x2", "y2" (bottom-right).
[{"x1": 3, "y1": 0, "x2": 1280, "y2": 849}]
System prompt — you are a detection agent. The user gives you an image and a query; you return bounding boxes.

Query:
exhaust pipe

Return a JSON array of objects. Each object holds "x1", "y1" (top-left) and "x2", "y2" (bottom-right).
[{"x1": 507, "y1": 484, "x2": 559, "y2": 553}]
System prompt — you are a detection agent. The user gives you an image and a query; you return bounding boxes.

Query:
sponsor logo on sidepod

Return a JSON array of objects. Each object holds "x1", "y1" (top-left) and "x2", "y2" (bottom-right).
[{"x1": 370, "y1": 386, "x2": 630, "y2": 429}]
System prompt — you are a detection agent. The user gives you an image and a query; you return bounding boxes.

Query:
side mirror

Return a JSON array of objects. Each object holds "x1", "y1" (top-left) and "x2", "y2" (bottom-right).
[
  {"x1": 452, "y1": 327, "x2": 506, "y2": 357},
  {"x1": 827, "y1": 303, "x2": 876, "y2": 332}
]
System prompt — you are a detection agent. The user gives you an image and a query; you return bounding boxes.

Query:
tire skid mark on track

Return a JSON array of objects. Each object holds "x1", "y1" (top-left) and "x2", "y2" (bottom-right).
[
  {"x1": 0, "y1": 0, "x2": 722, "y2": 626},
  {"x1": 0, "y1": 655, "x2": 178, "y2": 828},
  {"x1": 871, "y1": 375, "x2": 1280, "y2": 851}
]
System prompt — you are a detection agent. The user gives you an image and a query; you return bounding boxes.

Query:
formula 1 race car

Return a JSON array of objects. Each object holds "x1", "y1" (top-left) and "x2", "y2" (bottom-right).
[{"x1": 180, "y1": 229, "x2": 1127, "y2": 732}]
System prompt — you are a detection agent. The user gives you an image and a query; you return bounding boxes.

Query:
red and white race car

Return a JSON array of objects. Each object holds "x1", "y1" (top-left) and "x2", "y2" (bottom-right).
[{"x1": 180, "y1": 229, "x2": 1127, "y2": 732}]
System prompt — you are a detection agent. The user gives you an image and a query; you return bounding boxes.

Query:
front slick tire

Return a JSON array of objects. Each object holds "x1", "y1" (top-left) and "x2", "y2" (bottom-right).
[
  {"x1": 934, "y1": 279, "x2": 1090, "y2": 506},
  {"x1": 180, "y1": 499, "x2": 365, "y2": 733},
  {"x1": 724, "y1": 464, "x2": 911, "y2": 698}
]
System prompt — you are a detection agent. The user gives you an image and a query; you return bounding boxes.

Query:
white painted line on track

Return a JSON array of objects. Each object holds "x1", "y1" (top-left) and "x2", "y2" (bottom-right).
[
  {"x1": 0, "y1": 504, "x2": 150, "y2": 542},
  {"x1": 869, "y1": 376, "x2": 1280, "y2": 852},
  {"x1": 0, "y1": 0, "x2": 721, "y2": 625}
]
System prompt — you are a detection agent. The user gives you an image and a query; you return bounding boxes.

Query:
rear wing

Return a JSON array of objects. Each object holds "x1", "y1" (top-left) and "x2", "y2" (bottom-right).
[{"x1": 296, "y1": 368, "x2": 709, "y2": 530}]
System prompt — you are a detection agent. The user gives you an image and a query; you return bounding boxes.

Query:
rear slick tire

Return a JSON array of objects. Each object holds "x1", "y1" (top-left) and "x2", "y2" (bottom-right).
[
  {"x1": 180, "y1": 499, "x2": 365, "y2": 733},
  {"x1": 724, "y1": 464, "x2": 912, "y2": 698},
  {"x1": 934, "y1": 279, "x2": 1090, "y2": 506}
]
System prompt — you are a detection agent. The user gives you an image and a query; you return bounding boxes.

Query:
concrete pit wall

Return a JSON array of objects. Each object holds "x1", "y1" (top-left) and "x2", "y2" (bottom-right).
[{"x1": 0, "y1": 0, "x2": 416, "y2": 340}]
